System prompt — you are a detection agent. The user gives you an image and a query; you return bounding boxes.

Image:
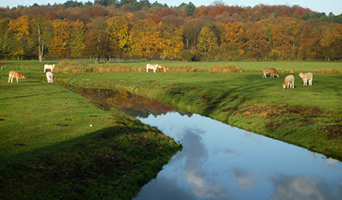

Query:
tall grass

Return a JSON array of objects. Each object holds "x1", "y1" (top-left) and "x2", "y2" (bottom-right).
[
  {"x1": 208, "y1": 64, "x2": 243, "y2": 72},
  {"x1": 52, "y1": 60, "x2": 342, "y2": 74}
]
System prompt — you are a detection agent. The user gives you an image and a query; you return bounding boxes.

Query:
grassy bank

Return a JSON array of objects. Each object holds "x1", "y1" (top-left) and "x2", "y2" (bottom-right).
[
  {"x1": 53, "y1": 69, "x2": 342, "y2": 160},
  {"x1": 0, "y1": 70, "x2": 181, "y2": 199}
]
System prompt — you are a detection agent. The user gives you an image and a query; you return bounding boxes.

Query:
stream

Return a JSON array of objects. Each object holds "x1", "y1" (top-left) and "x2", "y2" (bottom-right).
[{"x1": 67, "y1": 85, "x2": 342, "y2": 200}]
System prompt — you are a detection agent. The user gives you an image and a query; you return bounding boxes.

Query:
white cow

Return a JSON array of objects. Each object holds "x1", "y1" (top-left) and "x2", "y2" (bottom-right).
[
  {"x1": 283, "y1": 75, "x2": 294, "y2": 89},
  {"x1": 46, "y1": 72, "x2": 54, "y2": 83},
  {"x1": 44, "y1": 64, "x2": 55, "y2": 72},
  {"x1": 146, "y1": 64, "x2": 159, "y2": 73},
  {"x1": 299, "y1": 72, "x2": 313, "y2": 86}
]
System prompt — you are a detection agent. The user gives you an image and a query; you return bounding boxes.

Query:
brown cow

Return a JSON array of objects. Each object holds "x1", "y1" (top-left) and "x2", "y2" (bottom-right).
[{"x1": 262, "y1": 68, "x2": 280, "y2": 78}]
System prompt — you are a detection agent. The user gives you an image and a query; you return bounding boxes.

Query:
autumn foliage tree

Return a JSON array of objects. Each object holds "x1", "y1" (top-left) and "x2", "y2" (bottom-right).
[
  {"x1": 197, "y1": 26, "x2": 219, "y2": 60},
  {"x1": 83, "y1": 18, "x2": 111, "y2": 63},
  {"x1": 49, "y1": 19, "x2": 70, "y2": 58},
  {"x1": 0, "y1": 2, "x2": 341, "y2": 61},
  {"x1": 159, "y1": 23, "x2": 184, "y2": 59},
  {"x1": 244, "y1": 23, "x2": 268, "y2": 59},
  {"x1": 32, "y1": 15, "x2": 52, "y2": 62},
  {"x1": 70, "y1": 20, "x2": 85, "y2": 58},
  {"x1": 0, "y1": 18, "x2": 11, "y2": 59},
  {"x1": 8, "y1": 15, "x2": 31, "y2": 59},
  {"x1": 329, "y1": 24, "x2": 342, "y2": 59},
  {"x1": 129, "y1": 19, "x2": 161, "y2": 58},
  {"x1": 106, "y1": 15, "x2": 131, "y2": 58},
  {"x1": 225, "y1": 22, "x2": 245, "y2": 59}
]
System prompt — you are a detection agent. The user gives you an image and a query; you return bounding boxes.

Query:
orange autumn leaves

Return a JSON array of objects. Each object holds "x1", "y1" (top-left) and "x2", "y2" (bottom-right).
[{"x1": 2, "y1": 4, "x2": 342, "y2": 61}]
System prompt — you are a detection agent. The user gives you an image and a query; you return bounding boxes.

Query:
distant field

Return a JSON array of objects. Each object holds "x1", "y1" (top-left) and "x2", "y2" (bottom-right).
[
  {"x1": 54, "y1": 71, "x2": 342, "y2": 112},
  {"x1": 2, "y1": 60, "x2": 342, "y2": 74},
  {"x1": 2, "y1": 60, "x2": 342, "y2": 112}
]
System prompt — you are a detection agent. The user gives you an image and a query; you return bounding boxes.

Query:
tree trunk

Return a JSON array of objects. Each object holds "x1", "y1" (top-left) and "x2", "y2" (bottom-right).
[{"x1": 38, "y1": 25, "x2": 44, "y2": 63}]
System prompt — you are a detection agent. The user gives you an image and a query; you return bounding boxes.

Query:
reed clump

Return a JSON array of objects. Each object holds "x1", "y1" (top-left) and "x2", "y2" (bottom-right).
[
  {"x1": 94, "y1": 64, "x2": 140, "y2": 73},
  {"x1": 55, "y1": 59, "x2": 92, "y2": 73},
  {"x1": 317, "y1": 69, "x2": 341, "y2": 74},
  {"x1": 208, "y1": 64, "x2": 242, "y2": 73},
  {"x1": 167, "y1": 65, "x2": 198, "y2": 72}
]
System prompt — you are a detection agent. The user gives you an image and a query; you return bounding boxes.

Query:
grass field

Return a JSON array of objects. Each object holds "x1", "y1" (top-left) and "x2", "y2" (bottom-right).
[
  {"x1": 48, "y1": 69, "x2": 342, "y2": 112},
  {"x1": 0, "y1": 66, "x2": 181, "y2": 199},
  {"x1": 0, "y1": 59, "x2": 342, "y2": 198}
]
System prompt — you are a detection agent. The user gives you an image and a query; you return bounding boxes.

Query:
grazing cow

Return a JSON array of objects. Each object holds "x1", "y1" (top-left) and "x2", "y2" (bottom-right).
[
  {"x1": 44, "y1": 64, "x2": 55, "y2": 72},
  {"x1": 159, "y1": 65, "x2": 169, "y2": 72},
  {"x1": 299, "y1": 72, "x2": 313, "y2": 86},
  {"x1": 46, "y1": 72, "x2": 54, "y2": 83},
  {"x1": 283, "y1": 75, "x2": 295, "y2": 89},
  {"x1": 8, "y1": 71, "x2": 26, "y2": 83},
  {"x1": 262, "y1": 68, "x2": 280, "y2": 78},
  {"x1": 146, "y1": 64, "x2": 159, "y2": 73}
]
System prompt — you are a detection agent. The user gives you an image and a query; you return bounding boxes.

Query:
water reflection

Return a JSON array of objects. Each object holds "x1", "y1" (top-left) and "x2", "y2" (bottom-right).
[
  {"x1": 134, "y1": 113, "x2": 342, "y2": 200},
  {"x1": 65, "y1": 85, "x2": 342, "y2": 200},
  {"x1": 63, "y1": 84, "x2": 189, "y2": 118},
  {"x1": 271, "y1": 176, "x2": 339, "y2": 200}
]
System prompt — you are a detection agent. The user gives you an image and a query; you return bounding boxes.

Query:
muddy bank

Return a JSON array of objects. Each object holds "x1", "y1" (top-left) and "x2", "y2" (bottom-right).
[{"x1": 61, "y1": 84, "x2": 191, "y2": 118}]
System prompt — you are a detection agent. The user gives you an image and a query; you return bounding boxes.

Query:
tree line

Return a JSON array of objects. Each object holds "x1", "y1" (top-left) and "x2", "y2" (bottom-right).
[{"x1": 0, "y1": 1, "x2": 342, "y2": 62}]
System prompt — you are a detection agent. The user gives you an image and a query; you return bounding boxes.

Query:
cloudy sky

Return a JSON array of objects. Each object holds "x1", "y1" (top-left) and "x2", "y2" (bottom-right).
[{"x1": 1, "y1": 0, "x2": 341, "y2": 15}]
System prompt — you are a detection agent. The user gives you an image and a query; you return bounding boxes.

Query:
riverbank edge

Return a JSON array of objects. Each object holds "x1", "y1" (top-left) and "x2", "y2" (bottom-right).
[
  {"x1": 61, "y1": 80, "x2": 342, "y2": 161},
  {"x1": 134, "y1": 85, "x2": 342, "y2": 161}
]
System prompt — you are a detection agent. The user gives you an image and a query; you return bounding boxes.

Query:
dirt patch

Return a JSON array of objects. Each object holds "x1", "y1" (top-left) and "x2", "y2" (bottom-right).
[
  {"x1": 233, "y1": 105, "x2": 277, "y2": 117},
  {"x1": 168, "y1": 90, "x2": 184, "y2": 96},
  {"x1": 162, "y1": 83, "x2": 181, "y2": 90},
  {"x1": 184, "y1": 87, "x2": 197, "y2": 91},
  {"x1": 165, "y1": 85, "x2": 196, "y2": 96},
  {"x1": 220, "y1": 107, "x2": 236, "y2": 112},
  {"x1": 265, "y1": 121, "x2": 282, "y2": 132},
  {"x1": 281, "y1": 105, "x2": 326, "y2": 117},
  {"x1": 320, "y1": 124, "x2": 342, "y2": 140},
  {"x1": 229, "y1": 103, "x2": 342, "y2": 141},
  {"x1": 233, "y1": 104, "x2": 326, "y2": 118}
]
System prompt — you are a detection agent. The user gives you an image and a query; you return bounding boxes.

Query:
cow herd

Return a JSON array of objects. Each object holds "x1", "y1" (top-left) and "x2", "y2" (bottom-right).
[
  {"x1": 7, "y1": 64, "x2": 54, "y2": 84},
  {"x1": 262, "y1": 67, "x2": 313, "y2": 89},
  {"x1": 7, "y1": 64, "x2": 313, "y2": 90}
]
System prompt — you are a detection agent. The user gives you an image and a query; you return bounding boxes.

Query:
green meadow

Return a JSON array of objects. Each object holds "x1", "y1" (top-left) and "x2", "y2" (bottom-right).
[
  {"x1": 1, "y1": 60, "x2": 342, "y2": 198},
  {"x1": 0, "y1": 64, "x2": 181, "y2": 199}
]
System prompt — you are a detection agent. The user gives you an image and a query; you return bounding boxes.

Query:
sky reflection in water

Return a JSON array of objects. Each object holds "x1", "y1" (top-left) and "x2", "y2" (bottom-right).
[{"x1": 133, "y1": 112, "x2": 342, "y2": 200}]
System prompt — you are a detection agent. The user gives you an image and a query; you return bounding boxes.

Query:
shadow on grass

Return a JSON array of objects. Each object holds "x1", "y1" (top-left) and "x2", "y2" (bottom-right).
[
  {"x1": 0, "y1": 118, "x2": 181, "y2": 199},
  {"x1": 163, "y1": 73, "x2": 273, "y2": 122},
  {"x1": 0, "y1": 84, "x2": 69, "y2": 101}
]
